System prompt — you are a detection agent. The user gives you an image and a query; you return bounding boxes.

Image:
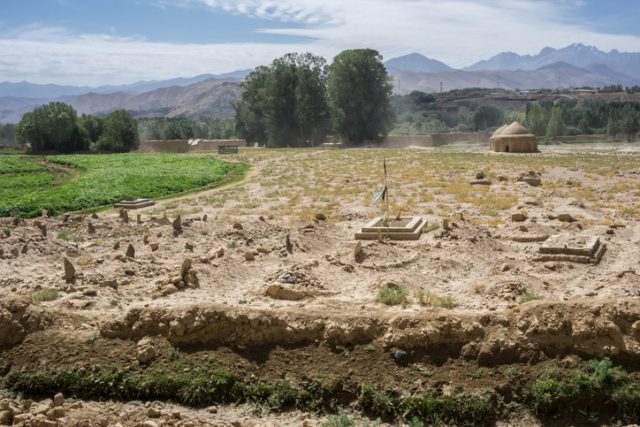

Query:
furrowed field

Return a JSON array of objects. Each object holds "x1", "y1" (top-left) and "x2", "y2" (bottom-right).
[{"x1": 0, "y1": 153, "x2": 247, "y2": 217}]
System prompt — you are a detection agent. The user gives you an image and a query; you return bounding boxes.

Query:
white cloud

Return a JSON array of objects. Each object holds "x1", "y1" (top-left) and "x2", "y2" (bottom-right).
[{"x1": 1, "y1": 0, "x2": 640, "y2": 86}]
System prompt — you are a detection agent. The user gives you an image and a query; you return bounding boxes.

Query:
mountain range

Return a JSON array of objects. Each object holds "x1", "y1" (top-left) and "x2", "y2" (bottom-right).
[{"x1": 1, "y1": 44, "x2": 639, "y2": 123}]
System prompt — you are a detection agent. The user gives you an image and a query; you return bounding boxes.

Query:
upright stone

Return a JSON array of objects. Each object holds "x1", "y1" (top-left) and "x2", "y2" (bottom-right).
[{"x1": 63, "y1": 258, "x2": 76, "y2": 283}]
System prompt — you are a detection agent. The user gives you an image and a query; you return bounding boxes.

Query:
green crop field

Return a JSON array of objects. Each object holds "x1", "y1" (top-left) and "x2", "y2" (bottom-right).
[{"x1": 0, "y1": 153, "x2": 247, "y2": 218}]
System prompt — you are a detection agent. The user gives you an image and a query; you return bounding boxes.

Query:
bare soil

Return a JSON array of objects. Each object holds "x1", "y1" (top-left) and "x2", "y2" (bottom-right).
[{"x1": 1, "y1": 143, "x2": 640, "y2": 426}]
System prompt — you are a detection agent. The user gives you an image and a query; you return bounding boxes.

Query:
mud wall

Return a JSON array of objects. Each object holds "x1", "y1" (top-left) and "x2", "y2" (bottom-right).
[
  {"x1": 431, "y1": 132, "x2": 491, "y2": 146},
  {"x1": 379, "y1": 132, "x2": 491, "y2": 148},
  {"x1": 100, "y1": 299, "x2": 640, "y2": 366},
  {"x1": 137, "y1": 139, "x2": 246, "y2": 153}
]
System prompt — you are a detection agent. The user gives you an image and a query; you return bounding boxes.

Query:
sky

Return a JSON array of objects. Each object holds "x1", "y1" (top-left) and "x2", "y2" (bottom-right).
[{"x1": 1, "y1": 0, "x2": 640, "y2": 86}]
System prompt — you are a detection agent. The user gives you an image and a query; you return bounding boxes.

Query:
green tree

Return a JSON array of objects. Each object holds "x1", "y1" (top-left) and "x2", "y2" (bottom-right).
[
  {"x1": 233, "y1": 66, "x2": 270, "y2": 145},
  {"x1": 79, "y1": 114, "x2": 105, "y2": 143},
  {"x1": 328, "y1": 49, "x2": 394, "y2": 144},
  {"x1": 545, "y1": 106, "x2": 565, "y2": 141},
  {"x1": 525, "y1": 103, "x2": 548, "y2": 137},
  {"x1": 619, "y1": 104, "x2": 640, "y2": 141},
  {"x1": 472, "y1": 106, "x2": 503, "y2": 131},
  {"x1": 0, "y1": 124, "x2": 17, "y2": 146},
  {"x1": 234, "y1": 53, "x2": 329, "y2": 147},
  {"x1": 607, "y1": 108, "x2": 621, "y2": 138},
  {"x1": 16, "y1": 102, "x2": 89, "y2": 152},
  {"x1": 95, "y1": 110, "x2": 139, "y2": 152}
]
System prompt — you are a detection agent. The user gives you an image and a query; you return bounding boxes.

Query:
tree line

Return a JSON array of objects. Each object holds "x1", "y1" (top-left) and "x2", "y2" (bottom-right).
[
  {"x1": 16, "y1": 102, "x2": 139, "y2": 153},
  {"x1": 138, "y1": 117, "x2": 236, "y2": 141},
  {"x1": 525, "y1": 99, "x2": 640, "y2": 141},
  {"x1": 233, "y1": 49, "x2": 395, "y2": 146}
]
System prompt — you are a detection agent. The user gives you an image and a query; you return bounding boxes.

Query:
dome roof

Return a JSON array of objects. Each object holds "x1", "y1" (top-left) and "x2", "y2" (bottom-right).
[
  {"x1": 492, "y1": 124, "x2": 508, "y2": 137},
  {"x1": 501, "y1": 121, "x2": 531, "y2": 136}
]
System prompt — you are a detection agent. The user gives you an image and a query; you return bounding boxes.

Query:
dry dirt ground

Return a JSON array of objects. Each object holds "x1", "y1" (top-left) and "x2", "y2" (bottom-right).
[{"x1": 1, "y1": 143, "x2": 640, "y2": 426}]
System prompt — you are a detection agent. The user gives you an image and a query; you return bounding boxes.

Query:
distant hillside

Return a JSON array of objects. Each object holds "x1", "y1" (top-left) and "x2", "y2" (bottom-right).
[
  {"x1": 0, "y1": 69, "x2": 250, "y2": 98},
  {"x1": 385, "y1": 53, "x2": 454, "y2": 73},
  {"x1": 392, "y1": 61, "x2": 640, "y2": 94},
  {"x1": 69, "y1": 78, "x2": 242, "y2": 118},
  {"x1": 465, "y1": 43, "x2": 640, "y2": 79},
  {"x1": 0, "y1": 97, "x2": 53, "y2": 123}
]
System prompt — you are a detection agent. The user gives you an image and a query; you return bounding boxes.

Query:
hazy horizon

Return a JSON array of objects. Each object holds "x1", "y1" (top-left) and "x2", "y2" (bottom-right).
[{"x1": 2, "y1": 0, "x2": 640, "y2": 86}]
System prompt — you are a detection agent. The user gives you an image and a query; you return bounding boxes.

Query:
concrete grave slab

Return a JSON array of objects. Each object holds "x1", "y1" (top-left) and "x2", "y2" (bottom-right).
[
  {"x1": 114, "y1": 199, "x2": 155, "y2": 209},
  {"x1": 534, "y1": 234, "x2": 606, "y2": 264},
  {"x1": 355, "y1": 216, "x2": 427, "y2": 240}
]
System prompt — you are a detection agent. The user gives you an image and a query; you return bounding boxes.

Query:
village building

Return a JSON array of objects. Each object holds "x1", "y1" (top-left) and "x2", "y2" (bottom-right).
[{"x1": 490, "y1": 121, "x2": 538, "y2": 153}]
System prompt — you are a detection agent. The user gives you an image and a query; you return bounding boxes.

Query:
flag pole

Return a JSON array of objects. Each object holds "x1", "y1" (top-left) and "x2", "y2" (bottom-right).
[{"x1": 384, "y1": 158, "x2": 390, "y2": 233}]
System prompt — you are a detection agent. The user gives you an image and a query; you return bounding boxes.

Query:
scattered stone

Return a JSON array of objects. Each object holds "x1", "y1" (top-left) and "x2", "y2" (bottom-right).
[
  {"x1": 34, "y1": 221, "x2": 47, "y2": 237},
  {"x1": 185, "y1": 242, "x2": 194, "y2": 251},
  {"x1": 53, "y1": 393, "x2": 65, "y2": 407},
  {"x1": 21, "y1": 244, "x2": 28, "y2": 254},
  {"x1": 206, "y1": 405, "x2": 218, "y2": 414},
  {"x1": 125, "y1": 243, "x2": 135, "y2": 258},
  {"x1": 606, "y1": 229, "x2": 615, "y2": 235},
  {"x1": 511, "y1": 213, "x2": 528, "y2": 222},
  {"x1": 180, "y1": 258, "x2": 192, "y2": 277},
  {"x1": 172, "y1": 216, "x2": 182, "y2": 236},
  {"x1": 137, "y1": 214, "x2": 142, "y2": 224},
  {"x1": 523, "y1": 198, "x2": 542, "y2": 206},
  {"x1": 143, "y1": 234, "x2": 149, "y2": 244},
  {"x1": 0, "y1": 410, "x2": 11, "y2": 425},
  {"x1": 354, "y1": 241, "x2": 364, "y2": 263},
  {"x1": 136, "y1": 337, "x2": 157, "y2": 364},
  {"x1": 517, "y1": 171, "x2": 542, "y2": 186},
  {"x1": 244, "y1": 250, "x2": 255, "y2": 261},
  {"x1": 88, "y1": 222, "x2": 96, "y2": 234},
  {"x1": 498, "y1": 175, "x2": 508, "y2": 182},
  {"x1": 150, "y1": 243, "x2": 159, "y2": 252},
  {"x1": 91, "y1": 212, "x2": 99, "y2": 219},
  {"x1": 113, "y1": 241, "x2": 120, "y2": 250},
  {"x1": 10, "y1": 247, "x2": 19, "y2": 257},
  {"x1": 62, "y1": 214, "x2": 70, "y2": 224},
  {"x1": 161, "y1": 284, "x2": 179, "y2": 296},
  {"x1": 202, "y1": 214, "x2": 208, "y2": 222},
  {"x1": 470, "y1": 179, "x2": 492, "y2": 185},
  {"x1": 285, "y1": 233, "x2": 293, "y2": 254},
  {"x1": 475, "y1": 171, "x2": 486, "y2": 179},
  {"x1": 392, "y1": 350, "x2": 409, "y2": 366},
  {"x1": 233, "y1": 222, "x2": 243, "y2": 230},
  {"x1": 82, "y1": 289, "x2": 97, "y2": 297},
  {"x1": 121, "y1": 210, "x2": 129, "y2": 223},
  {"x1": 216, "y1": 247, "x2": 225, "y2": 258},
  {"x1": 63, "y1": 258, "x2": 76, "y2": 283},
  {"x1": 146, "y1": 407, "x2": 161, "y2": 418},
  {"x1": 102, "y1": 279, "x2": 118, "y2": 289},
  {"x1": 558, "y1": 213, "x2": 576, "y2": 223},
  {"x1": 314, "y1": 213, "x2": 327, "y2": 221}
]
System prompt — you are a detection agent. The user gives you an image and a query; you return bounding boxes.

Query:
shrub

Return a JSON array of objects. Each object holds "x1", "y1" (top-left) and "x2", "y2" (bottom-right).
[
  {"x1": 376, "y1": 283, "x2": 408, "y2": 306},
  {"x1": 31, "y1": 288, "x2": 59, "y2": 302},
  {"x1": 414, "y1": 288, "x2": 458, "y2": 308}
]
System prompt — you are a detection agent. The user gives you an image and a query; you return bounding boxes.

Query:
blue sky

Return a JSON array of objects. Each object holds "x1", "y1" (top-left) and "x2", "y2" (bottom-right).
[{"x1": 1, "y1": 0, "x2": 639, "y2": 85}]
